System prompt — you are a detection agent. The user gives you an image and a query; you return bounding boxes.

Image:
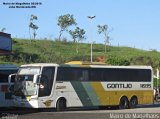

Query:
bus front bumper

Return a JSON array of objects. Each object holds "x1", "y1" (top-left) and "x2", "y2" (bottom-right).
[{"x1": 13, "y1": 96, "x2": 39, "y2": 108}]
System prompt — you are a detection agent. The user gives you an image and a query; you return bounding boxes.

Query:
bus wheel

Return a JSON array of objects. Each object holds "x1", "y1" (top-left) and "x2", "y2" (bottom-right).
[
  {"x1": 56, "y1": 98, "x2": 66, "y2": 111},
  {"x1": 129, "y1": 96, "x2": 138, "y2": 108},
  {"x1": 119, "y1": 97, "x2": 129, "y2": 109}
]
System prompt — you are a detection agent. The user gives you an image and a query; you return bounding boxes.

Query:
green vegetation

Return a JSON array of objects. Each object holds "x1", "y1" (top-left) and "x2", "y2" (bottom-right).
[
  {"x1": 2, "y1": 13, "x2": 159, "y2": 68},
  {"x1": 57, "y1": 14, "x2": 77, "y2": 41},
  {"x1": 0, "y1": 38, "x2": 160, "y2": 69},
  {"x1": 154, "y1": 78, "x2": 160, "y2": 87},
  {"x1": 97, "y1": 24, "x2": 112, "y2": 53}
]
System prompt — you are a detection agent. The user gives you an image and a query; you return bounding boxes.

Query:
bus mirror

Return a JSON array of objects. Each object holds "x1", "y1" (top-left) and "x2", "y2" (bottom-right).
[
  {"x1": 8, "y1": 74, "x2": 16, "y2": 85},
  {"x1": 33, "y1": 74, "x2": 40, "y2": 84}
]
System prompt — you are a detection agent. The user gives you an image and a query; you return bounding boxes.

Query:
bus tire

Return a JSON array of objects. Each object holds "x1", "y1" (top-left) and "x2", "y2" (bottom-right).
[
  {"x1": 56, "y1": 98, "x2": 66, "y2": 111},
  {"x1": 119, "y1": 97, "x2": 129, "y2": 109},
  {"x1": 129, "y1": 96, "x2": 138, "y2": 108}
]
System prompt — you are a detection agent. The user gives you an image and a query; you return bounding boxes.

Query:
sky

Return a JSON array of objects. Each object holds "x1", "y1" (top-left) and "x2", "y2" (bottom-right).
[{"x1": 1, "y1": 0, "x2": 160, "y2": 51}]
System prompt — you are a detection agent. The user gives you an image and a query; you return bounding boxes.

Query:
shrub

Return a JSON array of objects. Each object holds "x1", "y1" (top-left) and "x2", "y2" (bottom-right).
[{"x1": 106, "y1": 56, "x2": 130, "y2": 66}]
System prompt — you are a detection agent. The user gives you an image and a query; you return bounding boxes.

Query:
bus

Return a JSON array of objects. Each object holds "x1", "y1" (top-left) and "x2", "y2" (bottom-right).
[
  {"x1": 0, "y1": 64, "x2": 18, "y2": 107},
  {"x1": 9, "y1": 61, "x2": 153, "y2": 111}
]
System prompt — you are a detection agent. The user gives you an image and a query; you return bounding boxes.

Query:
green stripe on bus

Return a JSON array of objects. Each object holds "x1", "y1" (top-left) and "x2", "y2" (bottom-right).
[
  {"x1": 81, "y1": 82, "x2": 100, "y2": 106},
  {"x1": 71, "y1": 81, "x2": 93, "y2": 106}
]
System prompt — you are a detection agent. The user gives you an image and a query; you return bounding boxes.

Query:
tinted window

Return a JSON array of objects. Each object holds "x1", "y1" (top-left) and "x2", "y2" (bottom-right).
[
  {"x1": 39, "y1": 67, "x2": 55, "y2": 97},
  {"x1": 56, "y1": 67, "x2": 151, "y2": 82},
  {"x1": 90, "y1": 68, "x2": 103, "y2": 81},
  {"x1": 103, "y1": 68, "x2": 151, "y2": 82},
  {"x1": 57, "y1": 67, "x2": 89, "y2": 81},
  {"x1": 0, "y1": 70, "x2": 18, "y2": 82}
]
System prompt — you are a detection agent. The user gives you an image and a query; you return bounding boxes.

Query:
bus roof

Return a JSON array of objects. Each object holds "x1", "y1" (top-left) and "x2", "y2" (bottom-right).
[
  {"x1": 64, "y1": 61, "x2": 152, "y2": 69},
  {"x1": 21, "y1": 63, "x2": 58, "y2": 67},
  {"x1": 61, "y1": 64, "x2": 152, "y2": 69},
  {"x1": 20, "y1": 63, "x2": 152, "y2": 70},
  {"x1": 0, "y1": 64, "x2": 18, "y2": 69},
  {"x1": 65, "y1": 61, "x2": 106, "y2": 65},
  {"x1": 21, "y1": 61, "x2": 152, "y2": 69},
  {"x1": 89, "y1": 65, "x2": 152, "y2": 69}
]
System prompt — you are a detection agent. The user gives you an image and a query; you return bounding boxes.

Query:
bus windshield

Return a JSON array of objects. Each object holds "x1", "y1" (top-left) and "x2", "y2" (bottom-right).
[{"x1": 14, "y1": 67, "x2": 41, "y2": 96}]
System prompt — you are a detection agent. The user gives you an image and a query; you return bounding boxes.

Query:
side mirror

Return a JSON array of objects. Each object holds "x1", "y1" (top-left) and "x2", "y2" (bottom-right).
[
  {"x1": 8, "y1": 74, "x2": 17, "y2": 85},
  {"x1": 33, "y1": 74, "x2": 40, "y2": 84}
]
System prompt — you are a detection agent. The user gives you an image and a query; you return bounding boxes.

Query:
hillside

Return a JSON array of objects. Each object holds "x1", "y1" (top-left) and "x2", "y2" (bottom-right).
[{"x1": 0, "y1": 38, "x2": 160, "y2": 71}]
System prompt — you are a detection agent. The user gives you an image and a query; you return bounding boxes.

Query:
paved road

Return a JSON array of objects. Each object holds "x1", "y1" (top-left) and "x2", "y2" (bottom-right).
[{"x1": 1, "y1": 104, "x2": 160, "y2": 119}]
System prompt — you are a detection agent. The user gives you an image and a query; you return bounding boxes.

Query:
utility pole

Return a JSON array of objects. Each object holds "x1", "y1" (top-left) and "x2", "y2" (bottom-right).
[{"x1": 87, "y1": 15, "x2": 96, "y2": 63}]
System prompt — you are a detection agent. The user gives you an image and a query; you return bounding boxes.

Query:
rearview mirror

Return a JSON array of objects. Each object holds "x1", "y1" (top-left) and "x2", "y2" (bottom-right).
[
  {"x1": 33, "y1": 74, "x2": 40, "y2": 84},
  {"x1": 8, "y1": 74, "x2": 17, "y2": 85}
]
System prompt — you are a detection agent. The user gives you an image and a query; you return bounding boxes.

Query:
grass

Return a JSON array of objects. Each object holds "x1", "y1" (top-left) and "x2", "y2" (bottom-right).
[{"x1": 0, "y1": 38, "x2": 160, "y2": 68}]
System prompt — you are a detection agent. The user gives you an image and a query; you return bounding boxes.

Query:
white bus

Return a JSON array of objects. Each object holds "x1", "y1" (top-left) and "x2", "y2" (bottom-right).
[
  {"x1": 0, "y1": 64, "x2": 18, "y2": 107},
  {"x1": 9, "y1": 62, "x2": 153, "y2": 111}
]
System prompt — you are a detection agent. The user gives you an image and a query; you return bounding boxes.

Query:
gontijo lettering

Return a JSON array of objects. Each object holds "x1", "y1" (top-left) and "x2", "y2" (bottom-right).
[{"x1": 107, "y1": 83, "x2": 132, "y2": 88}]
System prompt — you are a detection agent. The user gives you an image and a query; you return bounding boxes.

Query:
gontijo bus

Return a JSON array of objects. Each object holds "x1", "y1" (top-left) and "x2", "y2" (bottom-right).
[{"x1": 9, "y1": 62, "x2": 153, "y2": 111}]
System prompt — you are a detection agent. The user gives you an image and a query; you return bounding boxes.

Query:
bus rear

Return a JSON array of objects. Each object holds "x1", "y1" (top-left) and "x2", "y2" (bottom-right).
[{"x1": 0, "y1": 64, "x2": 18, "y2": 107}]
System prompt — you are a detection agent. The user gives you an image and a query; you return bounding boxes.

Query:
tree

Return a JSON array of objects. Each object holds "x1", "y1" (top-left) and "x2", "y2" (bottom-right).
[
  {"x1": 1, "y1": 28, "x2": 6, "y2": 32},
  {"x1": 29, "y1": 14, "x2": 39, "y2": 40},
  {"x1": 69, "y1": 27, "x2": 86, "y2": 53},
  {"x1": 57, "y1": 14, "x2": 77, "y2": 41},
  {"x1": 97, "y1": 25, "x2": 112, "y2": 53}
]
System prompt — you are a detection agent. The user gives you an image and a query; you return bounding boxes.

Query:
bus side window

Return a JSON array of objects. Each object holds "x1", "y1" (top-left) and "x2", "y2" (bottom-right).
[
  {"x1": 0, "y1": 70, "x2": 18, "y2": 83},
  {"x1": 90, "y1": 68, "x2": 103, "y2": 81},
  {"x1": 82, "y1": 70, "x2": 89, "y2": 81},
  {"x1": 76, "y1": 69, "x2": 89, "y2": 81},
  {"x1": 0, "y1": 71, "x2": 8, "y2": 82}
]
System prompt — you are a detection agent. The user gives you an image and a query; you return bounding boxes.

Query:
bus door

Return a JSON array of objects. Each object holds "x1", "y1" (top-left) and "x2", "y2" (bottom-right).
[{"x1": 38, "y1": 66, "x2": 55, "y2": 107}]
